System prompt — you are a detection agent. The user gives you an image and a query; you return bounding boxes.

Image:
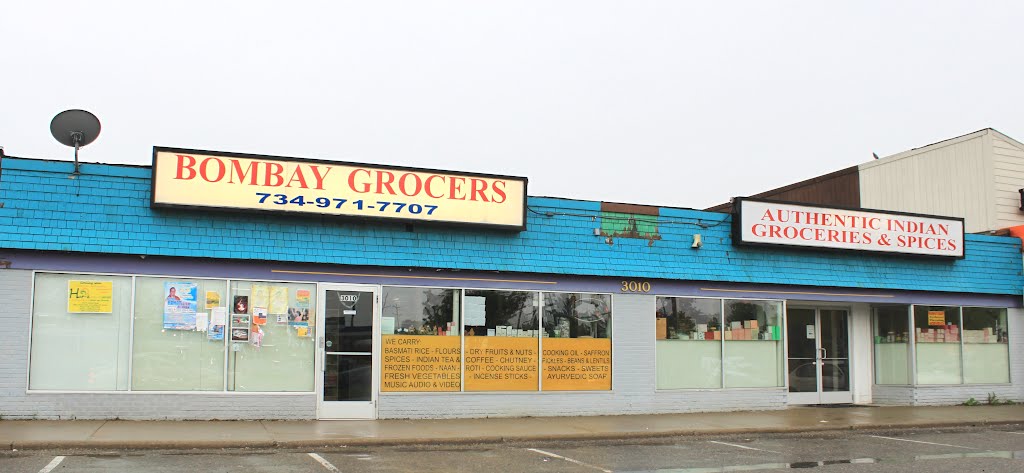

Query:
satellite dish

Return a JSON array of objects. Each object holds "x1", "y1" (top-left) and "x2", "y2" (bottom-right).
[{"x1": 50, "y1": 109, "x2": 101, "y2": 174}]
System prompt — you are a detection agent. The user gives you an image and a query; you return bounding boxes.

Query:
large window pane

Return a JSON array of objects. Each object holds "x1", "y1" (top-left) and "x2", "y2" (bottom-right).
[
  {"x1": 227, "y1": 281, "x2": 316, "y2": 392},
  {"x1": 914, "y1": 306, "x2": 961, "y2": 384},
  {"x1": 962, "y1": 307, "x2": 1009, "y2": 384},
  {"x1": 542, "y1": 292, "x2": 612, "y2": 391},
  {"x1": 873, "y1": 305, "x2": 910, "y2": 385},
  {"x1": 30, "y1": 273, "x2": 132, "y2": 391},
  {"x1": 723, "y1": 299, "x2": 784, "y2": 388},
  {"x1": 380, "y1": 287, "x2": 462, "y2": 392},
  {"x1": 131, "y1": 277, "x2": 227, "y2": 391},
  {"x1": 655, "y1": 297, "x2": 722, "y2": 389},
  {"x1": 463, "y1": 290, "x2": 539, "y2": 391}
]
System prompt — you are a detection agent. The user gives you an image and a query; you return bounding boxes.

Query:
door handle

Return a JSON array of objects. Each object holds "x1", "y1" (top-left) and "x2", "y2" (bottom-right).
[
  {"x1": 818, "y1": 347, "x2": 827, "y2": 360},
  {"x1": 319, "y1": 336, "x2": 326, "y2": 372}
]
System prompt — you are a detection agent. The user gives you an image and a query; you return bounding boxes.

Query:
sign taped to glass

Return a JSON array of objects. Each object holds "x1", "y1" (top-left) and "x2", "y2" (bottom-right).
[
  {"x1": 151, "y1": 147, "x2": 528, "y2": 230},
  {"x1": 67, "y1": 280, "x2": 114, "y2": 313}
]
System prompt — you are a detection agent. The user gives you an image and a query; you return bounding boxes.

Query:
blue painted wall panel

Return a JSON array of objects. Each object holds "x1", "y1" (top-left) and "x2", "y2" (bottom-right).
[{"x1": 1, "y1": 157, "x2": 1021, "y2": 295}]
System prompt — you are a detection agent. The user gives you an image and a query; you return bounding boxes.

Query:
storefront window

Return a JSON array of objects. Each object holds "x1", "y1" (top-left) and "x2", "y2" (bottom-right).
[
  {"x1": 962, "y1": 307, "x2": 1009, "y2": 384},
  {"x1": 655, "y1": 297, "x2": 722, "y2": 389},
  {"x1": 380, "y1": 287, "x2": 462, "y2": 392},
  {"x1": 723, "y1": 299, "x2": 784, "y2": 388},
  {"x1": 226, "y1": 280, "x2": 316, "y2": 392},
  {"x1": 872, "y1": 305, "x2": 910, "y2": 385},
  {"x1": 542, "y1": 292, "x2": 612, "y2": 391},
  {"x1": 463, "y1": 290, "x2": 539, "y2": 391},
  {"x1": 29, "y1": 273, "x2": 133, "y2": 391},
  {"x1": 131, "y1": 277, "x2": 227, "y2": 391},
  {"x1": 914, "y1": 306, "x2": 961, "y2": 384}
]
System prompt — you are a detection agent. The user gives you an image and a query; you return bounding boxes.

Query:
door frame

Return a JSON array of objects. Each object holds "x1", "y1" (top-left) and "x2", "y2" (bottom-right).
[
  {"x1": 786, "y1": 306, "x2": 854, "y2": 405},
  {"x1": 315, "y1": 283, "x2": 381, "y2": 420}
]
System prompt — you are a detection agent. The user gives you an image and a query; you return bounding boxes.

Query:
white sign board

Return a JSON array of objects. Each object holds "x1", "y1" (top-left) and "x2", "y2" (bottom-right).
[
  {"x1": 464, "y1": 296, "x2": 487, "y2": 326},
  {"x1": 734, "y1": 199, "x2": 965, "y2": 258}
]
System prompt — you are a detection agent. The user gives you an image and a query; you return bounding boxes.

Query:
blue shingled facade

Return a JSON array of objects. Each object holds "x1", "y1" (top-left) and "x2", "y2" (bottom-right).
[{"x1": 0, "y1": 156, "x2": 1020, "y2": 295}]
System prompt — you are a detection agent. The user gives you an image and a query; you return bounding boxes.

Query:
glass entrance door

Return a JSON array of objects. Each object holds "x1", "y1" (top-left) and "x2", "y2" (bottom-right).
[
  {"x1": 787, "y1": 308, "x2": 852, "y2": 404},
  {"x1": 316, "y1": 284, "x2": 378, "y2": 419}
]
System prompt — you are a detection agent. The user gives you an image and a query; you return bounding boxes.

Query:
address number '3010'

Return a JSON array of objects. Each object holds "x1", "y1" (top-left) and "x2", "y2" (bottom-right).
[{"x1": 620, "y1": 281, "x2": 651, "y2": 293}]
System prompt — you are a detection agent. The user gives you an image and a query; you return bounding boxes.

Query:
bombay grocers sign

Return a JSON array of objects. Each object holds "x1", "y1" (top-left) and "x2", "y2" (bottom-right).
[
  {"x1": 151, "y1": 147, "x2": 528, "y2": 231},
  {"x1": 733, "y1": 198, "x2": 965, "y2": 258}
]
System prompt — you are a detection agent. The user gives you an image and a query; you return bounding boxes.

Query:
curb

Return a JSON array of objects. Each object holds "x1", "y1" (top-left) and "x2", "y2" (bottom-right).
[{"x1": 7, "y1": 420, "x2": 1023, "y2": 451}]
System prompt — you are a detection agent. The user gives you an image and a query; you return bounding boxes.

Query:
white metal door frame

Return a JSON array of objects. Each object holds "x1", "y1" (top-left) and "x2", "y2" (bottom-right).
[
  {"x1": 316, "y1": 283, "x2": 380, "y2": 420},
  {"x1": 787, "y1": 307, "x2": 853, "y2": 405}
]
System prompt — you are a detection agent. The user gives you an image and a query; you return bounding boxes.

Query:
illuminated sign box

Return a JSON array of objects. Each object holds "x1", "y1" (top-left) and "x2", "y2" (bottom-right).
[
  {"x1": 733, "y1": 198, "x2": 965, "y2": 258},
  {"x1": 151, "y1": 147, "x2": 528, "y2": 231}
]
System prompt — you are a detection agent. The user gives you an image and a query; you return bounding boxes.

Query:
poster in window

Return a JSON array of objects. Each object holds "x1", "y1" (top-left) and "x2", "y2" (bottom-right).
[
  {"x1": 288, "y1": 307, "x2": 310, "y2": 326},
  {"x1": 253, "y1": 307, "x2": 268, "y2": 325},
  {"x1": 269, "y1": 286, "x2": 289, "y2": 314},
  {"x1": 67, "y1": 280, "x2": 114, "y2": 313},
  {"x1": 233, "y1": 296, "x2": 249, "y2": 314},
  {"x1": 163, "y1": 281, "x2": 198, "y2": 330},
  {"x1": 207, "y1": 323, "x2": 225, "y2": 341},
  {"x1": 230, "y1": 327, "x2": 250, "y2": 341},
  {"x1": 205, "y1": 291, "x2": 221, "y2": 309},
  {"x1": 296, "y1": 289, "x2": 311, "y2": 309},
  {"x1": 251, "y1": 284, "x2": 270, "y2": 308}
]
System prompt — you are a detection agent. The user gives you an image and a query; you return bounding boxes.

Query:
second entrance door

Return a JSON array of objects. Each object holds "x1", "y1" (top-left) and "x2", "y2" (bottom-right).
[
  {"x1": 317, "y1": 284, "x2": 378, "y2": 419},
  {"x1": 786, "y1": 308, "x2": 852, "y2": 404}
]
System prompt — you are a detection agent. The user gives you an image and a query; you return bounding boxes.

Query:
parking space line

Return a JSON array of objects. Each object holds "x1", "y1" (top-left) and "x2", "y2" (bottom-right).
[
  {"x1": 867, "y1": 435, "x2": 980, "y2": 449},
  {"x1": 38, "y1": 456, "x2": 65, "y2": 473},
  {"x1": 1004, "y1": 431, "x2": 1024, "y2": 435},
  {"x1": 708, "y1": 440, "x2": 782, "y2": 454},
  {"x1": 308, "y1": 453, "x2": 341, "y2": 472},
  {"x1": 527, "y1": 448, "x2": 613, "y2": 473}
]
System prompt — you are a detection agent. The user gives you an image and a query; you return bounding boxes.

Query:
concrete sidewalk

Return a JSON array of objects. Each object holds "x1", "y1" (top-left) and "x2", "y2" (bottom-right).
[{"x1": 2, "y1": 405, "x2": 1023, "y2": 450}]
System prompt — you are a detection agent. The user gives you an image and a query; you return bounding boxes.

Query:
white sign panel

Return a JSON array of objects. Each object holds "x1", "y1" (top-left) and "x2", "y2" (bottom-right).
[
  {"x1": 734, "y1": 199, "x2": 965, "y2": 258},
  {"x1": 463, "y1": 296, "x2": 487, "y2": 326}
]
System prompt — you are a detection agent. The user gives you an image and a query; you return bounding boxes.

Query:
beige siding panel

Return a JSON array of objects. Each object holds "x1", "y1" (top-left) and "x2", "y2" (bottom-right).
[
  {"x1": 992, "y1": 138, "x2": 1024, "y2": 230},
  {"x1": 859, "y1": 135, "x2": 992, "y2": 232}
]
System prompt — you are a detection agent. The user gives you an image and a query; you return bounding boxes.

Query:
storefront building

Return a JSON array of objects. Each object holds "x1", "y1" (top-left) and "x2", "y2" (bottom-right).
[{"x1": 0, "y1": 148, "x2": 1021, "y2": 420}]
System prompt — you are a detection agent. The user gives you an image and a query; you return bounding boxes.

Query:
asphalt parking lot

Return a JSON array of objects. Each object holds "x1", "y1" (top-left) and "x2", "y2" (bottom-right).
[{"x1": 3, "y1": 426, "x2": 1023, "y2": 472}]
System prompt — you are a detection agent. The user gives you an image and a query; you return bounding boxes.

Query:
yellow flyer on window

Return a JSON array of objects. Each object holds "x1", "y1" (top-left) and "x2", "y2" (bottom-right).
[
  {"x1": 927, "y1": 311, "x2": 946, "y2": 327},
  {"x1": 67, "y1": 280, "x2": 114, "y2": 313},
  {"x1": 464, "y1": 336, "x2": 538, "y2": 391},
  {"x1": 269, "y1": 286, "x2": 288, "y2": 314},
  {"x1": 251, "y1": 284, "x2": 270, "y2": 308},
  {"x1": 541, "y1": 338, "x2": 611, "y2": 391}
]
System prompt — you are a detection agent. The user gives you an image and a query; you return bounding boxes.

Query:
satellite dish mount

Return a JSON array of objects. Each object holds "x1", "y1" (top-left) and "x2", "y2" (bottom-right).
[{"x1": 50, "y1": 109, "x2": 101, "y2": 175}]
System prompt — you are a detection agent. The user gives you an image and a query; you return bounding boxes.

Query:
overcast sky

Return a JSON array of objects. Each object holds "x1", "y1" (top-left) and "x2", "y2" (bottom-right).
[{"x1": 3, "y1": 1, "x2": 1022, "y2": 209}]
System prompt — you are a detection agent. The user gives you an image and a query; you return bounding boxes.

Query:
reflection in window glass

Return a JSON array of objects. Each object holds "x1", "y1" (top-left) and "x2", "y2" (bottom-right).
[
  {"x1": 464, "y1": 290, "x2": 538, "y2": 337},
  {"x1": 463, "y1": 290, "x2": 539, "y2": 391},
  {"x1": 962, "y1": 307, "x2": 1009, "y2": 384},
  {"x1": 913, "y1": 306, "x2": 961, "y2": 384},
  {"x1": 132, "y1": 277, "x2": 227, "y2": 391},
  {"x1": 380, "y1": 287, "x2": 462, "y2": 392},
  {"x1": 227, "y1": 280, "x2": 316, "y2": 392},
  {"x1": 382, "y1": 287, "x2": 461, "y2": 335},
  {"x1": 723, "y1": 299, "x2": 783, "y2": 388},
  {"x1": 29, "y1": 273, "x2": 132, "y2": 391},
  {"x1": 655, "y1": 297, "x2": 722, "y2": 389},
  {"x1": 872, "y1": 305, "x2": 910, "y2": 385},
  {"x1": 543, "y1": 293, "x2": 610, "y2": 339},
  {"x1": 542, "y1": 293, "x2": 612, "y2": 391}
]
